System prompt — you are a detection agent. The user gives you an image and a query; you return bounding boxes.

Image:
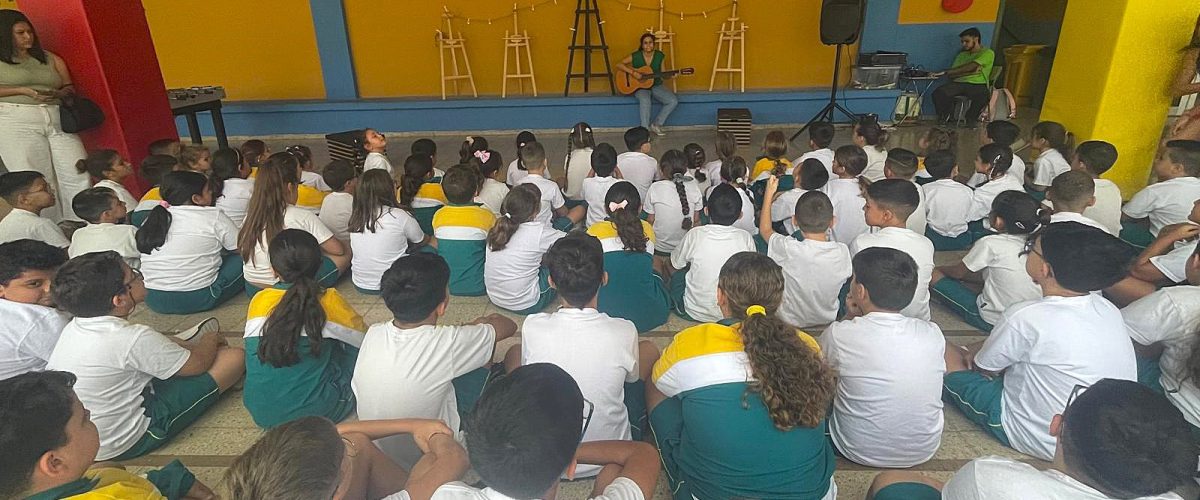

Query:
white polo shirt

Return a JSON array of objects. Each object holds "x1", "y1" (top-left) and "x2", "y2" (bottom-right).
[
  {"x1": 215, "y1": 177, "x2": 254, "y2": 228},
  {"x1": 1089, "y1": 178, "x2": 1123, "y2": 236},
  {"x1": 140, "y1": 206, "x2": 239, "y2": 291},
  {"x1": 701, "y1": 159, "x2": 723, "y2": 186},
  {"x1": 580, "y1": 176, "x2": 622, "y2": 227},
  {"x1": 352, "y1": 321, "x2": 495, "y2": 460},
  {"x1": 300, "y1": 170, "x2": 332, "y2": 191},
  {"x1": 46, "y1": 316, "x2": 191, "y2": 460},
  {"x1": 862, "y1": 147, "x2": 888, "y2": 182},
  {"x1": 515, "y1": 173, "x2": 565, "y2": 227},
  {"x1": 1124, "y1": 286, "x2": 1200, "y2": 427},
  {"x1": 318, "y1": 192, "x2": 354, "y2": 243},
  {"x1": 793, "y1": 148, "x2": 835, "y2": 177},
  {"x1": 670, "y1": 224, "x2": 756, "y2": 322},
  {"x1": 820, "y1": 312, "x2": 946, "y2": 467},
  {"x1": 363, "y1": 151, "x2": 393, "y2": 174},
  {"x1": 350, "y1": 207, "x2": 426, "y2": 291},
  {"x1": 1150, "y1": 240, "x2": 1197, "y2": 283},
  {"x1": 1122, "y1": 176, "x2": 1200, "y2": 237},
  {"x1": 69, "y1": 223, "x2": 140, "y2": 268},
  {"x1": 906, "y1": 179, "x2": 928, "y2": 235},
  {"x1": 968, "y1": 173, "x2": 1024, "y2": 223},
  {"x1": 94, "y1": 179, "x2": 138, "y2": 214},
  {"x1": 850, "y1": 227, "x2": 935, "y2": 321},
  {"x1": 706, "y1": 183, "x2": 757, "y2": 235},
  {"x1": 475, "y1": 178, "x2": 510, "y2": 217},
  {"x1": 1049, "y1": 211, "x2": 1113, "y2": 235},
  {"x1": 616, "y1": 151, "x2": 658, "y2": 200},
  {"x1": 644, "y1": 180, "x2": 703, "y2": 253},
  {"x1": 974, "y1": 294, "x2": 1137, "y2": 460},
  {"x1": 243, "y1": 206, "x2": 335, "y2": 286},
  {"x1": 767, "y1": 233, "x2": 851, "y2": 327},
  {"x1": 961, "y1": 233, "x2": 1042, "y2": 326},
  {"x1": 505, "y1": 159, "x2": 528, "y2": 186},
  {"x1": 966, "y1": 156, "x2": 1028, "y2": 188},
  {"x1": 0, "y1": 208, "x2": 69, "y2": 247},
  {"x1": 0, "y1": 299, "x2": 69, "y2": 380},
  {"x1": 770, "y1": 188, "x2": 822, "y2": 235},
  {"x1": 826, "y1": 178, "x2": 869, "y2": 244},
  {"x1": 563, "y1": 147, "x2": 593, "y2": 199},
  {"x1": 942, "y1": 456, "x2": 1184, "y2": 500},
  {"x1": 1032, "y1": 148, "x2": 1071, "y2": 187},
  {"x1": 400, "y1": 477, "x2": 645, "y2": 500},
  {"x1": 484, "y1": 222, "x2": 565, "y2": 311},
  {"x1": 923, "y1": 178, "x2": 974, "y2": 237}
]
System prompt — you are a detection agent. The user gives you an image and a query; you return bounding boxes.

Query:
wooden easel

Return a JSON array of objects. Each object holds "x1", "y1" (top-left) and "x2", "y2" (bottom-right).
[
  {"x1": 564, "y1": 0, "x2": 615, "y2": 96},
  {"x1": 502, "y1": 4, "x2": 537, "y2": 97},
  {"x1": 646, "y1": 0, "x2": 677, "y2": 92},
  {"x1": 709, "y1": 0, "x2": 746, "y2": 92},
  {"x1": 436, "y1": 7, "x2": 478, "y2": 100}
]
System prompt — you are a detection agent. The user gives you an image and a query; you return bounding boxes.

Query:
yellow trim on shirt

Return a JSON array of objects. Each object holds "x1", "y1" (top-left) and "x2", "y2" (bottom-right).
[
  {"x1": 139, "y1": 187, "x2": 161, "y2": 202},
  {"x1": 74, "y1": 467, "x2": 167, "y2": 499},
  {"x1": 414, "y1": 183, "x2": 449, "y2": 204},
  {"x1": 653, "y1": 322, "x2": 819, "y2": 381},
  {"x1": 247, "y1": 288, "x2": 366, "y2": 332},
  {"x1": 751, "y1": 157, "x2": 792, "y2": 180},
  {"x1": 296, "y1": 185, "x2": 328, "y2": 209},
  {"x1": 586, "y1": 220, "x2": 657, "y2": 243},
  {"x1": 433, "y1": 205, "x2": 496, "y2": 231}
]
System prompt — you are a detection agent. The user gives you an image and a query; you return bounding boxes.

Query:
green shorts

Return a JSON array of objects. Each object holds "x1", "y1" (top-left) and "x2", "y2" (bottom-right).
[
  {"x1": 245, "y1": 255, "x2": 340, "y2": 297},
  {"x1": 668, "y1": 266, "x2": 697, "y2": 321},
  {"x1": 502, "y1": 267, "x2": 557, "y2": 315},
  {"x1": 943, "y1": 370, "x2": 1009, "y2": 446},
  {"x1": 874, "y1": 482, "x2": 941, "y2": 500},
  {"x1": 930, "y1": 278, "x2": 993, "y2": 333},
  {"x1": 648, "y1": 396, "x2": 693, "y2": 500},
  {"x1": 1120, "y1": 222, "x2": 1153, "y2": 250},
  {"x1": 145, "y1": 253, "x2": 245, "y2": 315},
  {"x1": 112, "y1": 374, "x2": 221, "y2": 461},
  {"x1": 925, "y1": 226, "x2": 974, "y2": 251}
]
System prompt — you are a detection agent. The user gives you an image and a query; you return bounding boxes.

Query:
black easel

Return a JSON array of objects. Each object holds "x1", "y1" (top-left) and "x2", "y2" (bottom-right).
[{"x1": 564, "y1": 0, "x2": 615, "y2": 96}]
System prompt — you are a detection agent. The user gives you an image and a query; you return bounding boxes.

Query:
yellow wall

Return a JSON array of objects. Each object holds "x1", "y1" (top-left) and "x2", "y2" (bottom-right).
[
  {"x1": 898, "y1": 0, "x2": 1001, "y2": 24},
  {"x1": 344, "y1": 0, "x2": 850, "y2": 98},
  {"x1": 0, "y1": 0, "x2": 17, "y2": 9},
  {"x1": 141, "y1": 0, "x2": 325, "y2": 100}
]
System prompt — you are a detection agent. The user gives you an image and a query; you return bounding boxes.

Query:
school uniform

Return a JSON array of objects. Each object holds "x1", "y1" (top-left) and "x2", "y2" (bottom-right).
[
  {"x1": 1124, "y1": 286, "x2": 1200, "y2": 428},
  {"x1": 505, "y1": 158, "x2": 528, "y2": 186},
  {"x1": 933, "y1": 233, "x2": 1041, "y2": 332},
  {"x1": 215, "y1": 177, "x2": 254, "y2": 227},
  {"x1": 1122, "y1": 176, "x2": 1200, "y2": 237},
  {"x1": 69, "y1": 223, "x2": 140, "y2": 268},
  {"x1": 922, "y1": 178, "x2": 975, "y2": 249},
  {"x1": 563, "y1": 147, "x2": 593, "y2": 199},
  {"x1": 616, "y1": 151, "x2": 658, "y2": 200},
  {"x1": 0, "y1": 208, "x2": 68, "y2": 247},
  {"x1": 904, "y1": 179, "x2": 928, "y2": 235},
  {"x1": 644, "y1": 179, "x2": 703, "y2": 254},
  {"x1": 705, "y1": 183, "x2": 757, "y2": 235},
  {"x1": 295, "y1": 184, "x2": 328, "y2": 214},
  {"x1": 669, "y1": 225, "x2": 756, "y2": 322},
  {"x1": 767, "y1": 233, "x2": 852, "y2": 327},
  {"x1": 1031, "y1": 148, "x2": 1071, "y2": 188},
  {"x1": 484, "y1": 221, "x2": 565, "y2": 314},
  {"x1": 350, "y1": 206, "x2": 426, "y2": 292},
  {"x1": 688, "y1": 166, "x2": 713, "y2": 193},
  {"x1": 944, "y1": 293, "x2": 1137, "y2": 460},
  {"x1": 301, "y1": 169, "x2": 332, "y2": 191},
  {"x1": 769, "y1": 187, "x2": 810, "y2": 235},
  {"x1": 851, "y1": 227, "x2": 935, "y2": 321},
  {"x1": 433, "y1": 204, "x2": 496, "y2": 296},
  {"x1": 1089, "y1": 178, "x2": 1123, "y2": 236},
  {"x1": 581, "y1": 175, "x2": 622, "y2": 227},
  {"x1": 243, "y1": 286, "x2": 365, "y2": 428},
  {"x1": 243, "y1": 206, "x2": 338, "y2": 289},
  {"x1": 475, "y1": 178, "x2": 510, "y2": 216},
  {"x1": 750, "y1": 157, "x2": 791, "y2": 182},
  {"x1": 1151, "y1": 240, "x2": 1197, "y2": 283},
  {"x1": 862, "y1": 147, "x2": 888, "y2": 182},
  {"x1": 793, "y1": 147, "x2": 835, "y2": 176},
  {"x1": 132, "y1": 187, "x2": 161, "y2": 226},
  {"x1": 319, "y1": 191, "x2": 354, "y2": 243},
  {"x1": 1049, "y1": 211, "x2": 1113, "y2": 235},
  {"x1": 23, "y1": 461, "x2": 199, "y2": 500},
  {"x1": 827, "y1": 178, "x2": 869, "y2": 244},
  {"x1": 352, "y1": 321, "x2": 496, "y2": 463},
  {"x1": 46, "y1": 316, "x2": 220, "y2": 460},
  {"x1": 363, "y1": 151, "x2": 392, "y2": 174},
  {"x1": 588, "y1": 220, "x2": 669, "y2": 333},
  {"x1": 515, "y1": 173, "x2": 566, "y2": 227},
  {"x1": 820, "y1": 312, "x2": 946, "y2": 467},
  {"x1": 968, "y1": 173, "x2": 1025, "y2": 223},
  {"x1": 141, "y1": 205, "x2": 244, "y2": 314},
  {"x1": 651, "y1": 321, "x2": 837, "y2": 500},
  {"x1": 937, "y1": 456, "x2": 1186, "y2": 500},
  {"x1": 402, "y1": 478, "x2": 646, "y2": 500},
  {"x1": 409, "y1": 182, "x2": 448, "y2": 235},
  {"x1": 701, "y1": 159, "x2": 723, "y2": 185},
  {"x1": 95, "y1": 179, "x2": 138, "y2": 214},
  {"x1": 0, "y1": 298, "x2": 69, "y2": 380}
]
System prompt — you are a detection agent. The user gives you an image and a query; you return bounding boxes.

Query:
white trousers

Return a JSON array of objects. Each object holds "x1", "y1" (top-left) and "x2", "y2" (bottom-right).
[{"x1": 0, "y1": 102, "x2": 91, "y2": 220}]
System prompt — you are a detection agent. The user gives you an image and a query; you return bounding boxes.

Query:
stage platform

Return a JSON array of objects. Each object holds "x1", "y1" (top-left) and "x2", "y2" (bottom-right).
[{"x1": 174, "y1": 88, "x2": 901, "y2": 137}]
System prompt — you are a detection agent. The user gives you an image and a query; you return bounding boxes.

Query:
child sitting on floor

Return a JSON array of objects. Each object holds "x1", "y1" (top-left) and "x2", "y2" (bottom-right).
[
  {"x1": 0, "y1": 171, "x2": 68, "y2": 247},
  {"x1": 969, "y1": 120, "x2": 1024, "y2": 186},
  {"x1": 285, "y1": 144, "x2": 329, "y2": 214},
  {"x1": 651, "y1": 252, "x2": 836, "y2": 500},
  {"x1": 148, "y1": 137, "x2": 182, "y2": 157},
  {"x1": 827, "y1": 145, "x2": 871, "y2": 244},
  {"x1": 943, "y1": 222, "x2": 1137, "y2": 461},
  {"x1": 563, "y1": 122, "x2": 596, "y2": 203},
  {"x1": 484, "y1": 185, "x2": 566, "y2": 314},
  {"x1": 1026, "y1": 121, "x2": 1074, "y2": 194},
  {"x1": 318, "y1": 159, "x2": 358, "y2": 244},
  {"x1": 646, "y1": 149, "x2": 703, "y2": 259},
  {"x1": 684, "y1": 142, "x2": 712, "y2": 193},
  {"x1": 244, "y1": 229, "x2": 366, "y2": 428},
  {"x1": 760, "y1": 176, "x2": 851, "y2": 328},
  {"x1": 855, "y1": 115, "x2": 890, "y2": 181},
  {"x1": 792, "y1": 121, "x2": 835, "y2": 175},
  {"x1": 68, "y1": 187, "x2": 139, "y2": 267},
  {"x1": 469, "y1": 148, "x2": 510, "y2": 216},
  {"x1": 352, "y1": 253, "x2": 517, "y2": 465},
  {"x1": 617, "y1": 126, "x2": 658, "y2": 199},
  {"x1": 0, "y1": 240, "x2": 69, "y2": 380},
  {"x1": 515, "y1": 141, "x2": 584, "y2": 231},
  {"x1": 823, "y1": 247, "x2": 945, "y2": 468},
  {"x1": 211, "y1": 147, "x2": 254, "y2": 227},
  {"x1": 704, "y1": 130, "x2": 737, "y2": 184},
  {"x1": 884, "y1": 148, "x2": 927, "y2": 234},
  {"x1": 132, "y1": 154, "x2": 181, "y2": 226},
  {"x1": 967, "y1": 143, "x2": 1025, "y2": 234},
  {"x1": 1121, "y1": 139, "x2": 1200, "y2": 247},
  {"x1": 1046, "y1": 170, "x2": 1113, "y2": 234},
  {"x1": 433, "y1": 165, "x2": 496, "y2": 297},
  {"x1": 411, "y1": 137, "x2": 445, "y2": 177},
  {"x1": 349, "y1": 169, "x2": 431, "y2": 294},
  {"x1": 915, "y1": 126, "x2": 957, "y2": 184},
  {"x1": 240, "y1": 139, "x2": 270, "y2": 177},
  {"x1": 46, "y1": 251, "x2": 246, "y2": 460},
  {"x1": 398, "y1": 153, "x2": 447, "y2": 235},
  {"x1": 178, "y1": 143, "x2": 211, "y2": 175},
  {"x1": 750, "y1": 130, "x2": 791, "y2": 182},
  {"x1": 508, "y1": 233, "x2": 661, "y2": 474},
  {"x1": 359, "y1": 128, "x2": 392, "y2": 174},
  {"x1": 931, "y1": 191, "x2": 1043, "y2": 333},
  {"x1": 851, "y1": 179, "x2": 935, "y2": 321},
  {"x1": 770, "y1": 158, "x2": 829, "y2": 235},
  {"x1": 506, "y1": 131, "x2": 537, "y2": 186},
  {"x1": 75, "y1": 149, "x2": 137, "y2": 213},
  {"x1": 670, "y1": 184, "x2": 756, "y2": 322},
  {"x1": 1106, "y1": 199, "x2": 1200, "y2": 307},
  {"x1": 1068, "y1": 140, "x2": 1122, "y2": 235},
  {"x1": 921, "y1": 150, "x2": 975, "y2": 250},
  {"x1": 581, "y1": 143, "x2": 623, "y2": 227},
  {"x1": 709, "y1": 156, "x2": 757, "y2": 234},
  {"x1": 588, "y1": 182, "x2": 670, "y2": 333}
]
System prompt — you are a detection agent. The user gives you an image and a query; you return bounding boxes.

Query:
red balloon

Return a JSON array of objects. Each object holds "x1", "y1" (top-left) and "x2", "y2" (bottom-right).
[{"x1": 942, "y1": 0, "x2": 974, "y2": 14}]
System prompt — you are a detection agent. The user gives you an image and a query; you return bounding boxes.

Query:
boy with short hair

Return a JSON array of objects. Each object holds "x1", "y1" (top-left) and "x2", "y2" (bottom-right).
[
  {"x1": 1122, "y1": 140, "x2": 1200, "y2": 245},
  {"x1": 969, "y1": 120, "x2": 1026, "y2": 186},
  {"x1": 581, "y1": 143, "x2": 624, "y2": 227},
  {"x1": 433, "y1": 165, "x2": 496, "y2": 296},
  {"x1": 850, "y1": 179, "x2": 935, "y2": 321},
  {"x1": 759, "y1": 177, "x2": 852, "y2": 327},
  {"x1": 828, "y1": 145, "x2": 871, "y2": 244},
  {"x1": 147, "y1": 137, "x2": 182, "y2": 157},
  {"x1": 1105, "y1": 199, "x2": 1200, "y2": 307},
  {"x1": 884, "y1": 148, "x2": 927, "y2": 234},
  {"x1": 0, "y1": 240, "x2": 69, "y2": 380},
  {"x1": 1046, "y1": 170, "x2": 1112, "y2": 234},
  {"x1": 617, "y1": 126, "x2": 658, "y2": 200},
  {"x1": 921, "y1": 150, "x2": 975, "y2": 250},
  {"x1": 514, "y1": 141, "x2": 584, "y2": 231},
  {"x1": 943, "y1": 222, "x2": 1137, "y2": 460},
  {"x1": 46, "y1": 251, "x2": 246, "y2": 460},
  {"x1": 822, "y1": 247, "x2": 945, "y2": 468},
  {"x1": 0, "y1": 370, "x2": 214, "y2": 499},
  {"x1": 0, "y1": 171, "x2": 69, "y2": 247},
  {"x1": 68, "y1": 187, "x2": 140, "y2": 267},
  {"x1": 791, "y1": 121, "x2": 835, "y2": 175},
  {"x1": 670, "y1": 184, "x2": 756, "y2": 322},
  {"x1": 318, "y1": 159, "x2": 359, "y2": 244},
  {"x1": 352, "y1": 252, "x2": 518, "y2": 464},
  {"x1": 1069, "y1": 140, "x2": 1122, "y2": 235},
  {"x1": 509, "y1": 234, "x2": 660, "y2": 475}
]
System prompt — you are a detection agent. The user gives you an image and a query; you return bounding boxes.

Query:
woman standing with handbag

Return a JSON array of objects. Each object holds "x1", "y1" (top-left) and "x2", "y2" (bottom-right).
[{"x1": 0, "y1": 9, "x2": 90, "y2": 221}]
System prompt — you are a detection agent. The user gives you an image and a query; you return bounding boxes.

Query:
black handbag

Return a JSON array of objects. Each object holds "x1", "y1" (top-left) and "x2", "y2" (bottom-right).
[{"x1": 58, "y1": 94, "x2": 104, "y2": 133}]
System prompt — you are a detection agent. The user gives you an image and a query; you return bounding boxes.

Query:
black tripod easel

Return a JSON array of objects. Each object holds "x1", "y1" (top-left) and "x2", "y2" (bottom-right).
[
  {"x1": 790, "y1": 43, "x2": 858, "y2": 142},
  {"x1": 564, "y1": 0, "x2": 615, "y2": 96}
]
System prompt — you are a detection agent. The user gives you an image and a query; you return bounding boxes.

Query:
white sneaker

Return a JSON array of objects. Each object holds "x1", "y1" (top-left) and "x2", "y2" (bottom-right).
[
  {"x1": 650, "y1": 124, "x2": 666, "y2": 136},
  {"x1": 175, "y1": 317, "x2": 220, "y2": 342}
]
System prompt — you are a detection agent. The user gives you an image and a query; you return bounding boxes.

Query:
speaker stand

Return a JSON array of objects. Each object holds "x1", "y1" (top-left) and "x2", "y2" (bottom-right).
[{"x1": 791, "y1": 43, "x2": 858, "y2": 142}]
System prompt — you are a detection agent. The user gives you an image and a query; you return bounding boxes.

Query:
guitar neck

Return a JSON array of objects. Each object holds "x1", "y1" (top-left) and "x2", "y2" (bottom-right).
[{"x1": 643, "y1": 68, "x2": 693, "y2": 78}]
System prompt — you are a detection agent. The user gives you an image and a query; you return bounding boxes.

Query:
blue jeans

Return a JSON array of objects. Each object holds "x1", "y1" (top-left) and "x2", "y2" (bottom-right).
[{"x1": 635, "y1": 85, "x2": 678, "y2": 128}]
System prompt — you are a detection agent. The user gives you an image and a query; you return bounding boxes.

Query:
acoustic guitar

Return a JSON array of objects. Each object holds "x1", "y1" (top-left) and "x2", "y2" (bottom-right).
[{"x1": 615, "y1": 67, "x2": 695, "y2": 95}]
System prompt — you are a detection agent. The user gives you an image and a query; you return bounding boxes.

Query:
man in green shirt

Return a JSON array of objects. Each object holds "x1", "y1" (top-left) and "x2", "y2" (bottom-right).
[{"x1": 931, "y1": 27, "x2": 995, "y2": 125}]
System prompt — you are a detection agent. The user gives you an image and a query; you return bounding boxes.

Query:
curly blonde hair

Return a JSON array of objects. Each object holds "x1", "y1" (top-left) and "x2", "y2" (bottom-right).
[{"x1": 718, "y1": 252, "x2": 834, "y2": 430}]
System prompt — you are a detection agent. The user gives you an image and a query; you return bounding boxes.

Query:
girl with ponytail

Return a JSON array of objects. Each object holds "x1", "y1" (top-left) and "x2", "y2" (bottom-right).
[
  {"x1": 398, "y1": 153, "x2": 447, "y2": 235},
  {"x1": 709, "y1": 155, "x2": 757, "y2": 234},
  {"x1": 932, "y1": 190, "x2": 1043, "y2": 332},
  {"x1": 137, "y1": 170, "x2": 245, "y2": 314},
  {"x1": 683, "y1": 142, "x2": 711, "y2": 192},
  {"x1": 562, "y1": 122, "x2": 595, "y2": 201},
  {"x1": 211, "y1": 147, "x2": 254, "y2": 227},
  {"x1": 854, "y1": 115, "x2": 890, "y2": 181},
  {"x1": 966, "y1": 143, "x2": 1024, "y2": 226},
  {"x1": 750, "y1": 130, "x2": 791, "y2": 182},
  {"x1": 507, "y1": 130, "x2": 537, "y2": 185},
  {"x1": 76, "y1": 149, "x2": 137, "y2": 213},
  {"x1": 243, "y1": 229, "x2": 366, "y2": 428},
  {"x1": 646, "y1": 251, "x2": 836, "y2": 500},
  {"x1": 585, "y1": 181, "x2": 670, "y2": 332},
  {"x1": 347, "y1": 169, "x2": 431, "y2": 294},
  {"x1": 484, "y1": 184, "x2": 566, "y2": 314},
  {"x1": 1028, "y1": 121, "x2": 1075, "y2": 191},
  {"x1": 645, "y1": 149, "x2": 702, "y2": 260}
]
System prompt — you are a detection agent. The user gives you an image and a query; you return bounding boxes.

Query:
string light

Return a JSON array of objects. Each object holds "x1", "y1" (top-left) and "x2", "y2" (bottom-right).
[{"x1": 440, "y1": 0, "x2": 734, "y2": 25}]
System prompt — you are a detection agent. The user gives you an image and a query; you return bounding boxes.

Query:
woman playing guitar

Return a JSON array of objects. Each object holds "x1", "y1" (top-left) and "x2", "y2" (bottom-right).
[{"x1": 617, "y1": 33, "x2": 678, "y2": 136}]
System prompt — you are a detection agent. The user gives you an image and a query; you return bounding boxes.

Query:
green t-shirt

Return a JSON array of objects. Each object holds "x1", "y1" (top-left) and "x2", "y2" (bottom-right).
[
  {"x1": 631, "y1": 50, "x2": 665, "y2": 87},
  {"x1": 952, "y1": 48, "x2": 995, "y2": 85}
]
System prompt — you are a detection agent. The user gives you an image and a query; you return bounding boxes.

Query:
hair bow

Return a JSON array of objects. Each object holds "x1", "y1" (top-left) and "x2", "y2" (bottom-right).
[
  {"x1": 608, "y1": 200, "x2": 629, "y2": 212},
  {"x1": 158, "y1": 200, "x2": 171, "y2": 209},
  {"x1": 474, "y1": 150, "x2": 491, "y2": 163}
]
